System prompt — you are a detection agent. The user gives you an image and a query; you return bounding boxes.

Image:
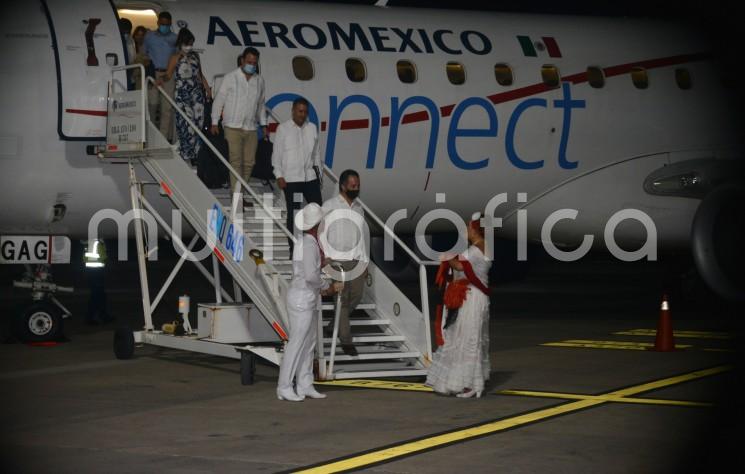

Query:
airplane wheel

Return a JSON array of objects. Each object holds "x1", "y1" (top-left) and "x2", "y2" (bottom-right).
[
  {"x1": 18, "y1": 302, "x2": 62, "y2": 342},
  {"x1": 240, "y1": 351, "x2": 256, "y2": 385},
  {"x1": 113, "y1": 327, "x2": 135, "y2": 360}
]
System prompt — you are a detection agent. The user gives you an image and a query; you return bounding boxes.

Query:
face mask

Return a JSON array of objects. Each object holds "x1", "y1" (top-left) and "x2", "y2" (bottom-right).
[
  {"x1": 182, "y1": 45, "x2": 192, "y2": 53},
  {"x1": 242, "y1": 63, "x2": 256, "y2": 75},
  {"x1": 158, "y1": 25, "x2": 171, "y2": 34},
  {"x1": 345, "y1": 190, "x2": 359, "y2": 201}
]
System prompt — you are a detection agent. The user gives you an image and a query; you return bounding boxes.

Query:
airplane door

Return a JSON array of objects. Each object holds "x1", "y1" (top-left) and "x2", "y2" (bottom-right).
[{"x1": 42, "y1": 0, "x2": 125, "y2": 140}]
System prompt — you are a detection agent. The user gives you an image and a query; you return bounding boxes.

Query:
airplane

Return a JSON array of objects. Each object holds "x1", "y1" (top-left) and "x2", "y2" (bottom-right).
[{"x1": 0, "y1": 0, "x2": 743, "y2": 343}]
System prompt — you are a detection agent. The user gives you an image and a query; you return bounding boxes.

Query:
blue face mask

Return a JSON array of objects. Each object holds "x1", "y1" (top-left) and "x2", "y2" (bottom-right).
[
  {"x1": 158, "y1": 25, "x2": 171, "y2": 34},
  {"x1": 242, "y1": 64, "x2": 256, "y2": 75}
]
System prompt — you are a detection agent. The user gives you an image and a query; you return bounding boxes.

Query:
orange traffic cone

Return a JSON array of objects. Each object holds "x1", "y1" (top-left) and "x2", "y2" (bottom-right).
[{"x1": 650, "y1": 294, "x2": 676, "y2": 351}]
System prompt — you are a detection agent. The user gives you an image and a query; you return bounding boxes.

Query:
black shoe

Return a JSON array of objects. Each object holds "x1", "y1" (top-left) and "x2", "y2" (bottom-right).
[{"x1": 342, "y1": 344, "x2": 358, "y2": 356}]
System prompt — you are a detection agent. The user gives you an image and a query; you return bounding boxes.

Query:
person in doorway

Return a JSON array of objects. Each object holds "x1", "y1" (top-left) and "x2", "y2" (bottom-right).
[
  {"x1": 166, "y1": 27, "x2": 210, "y2": 164},
  {"x1": 277, "y1": 203, "x2": 341, "y2": 402},
  {"x1": 119, "y1": 18, "x2": 135, "y2": 63},
  {"x1": 320, "y1": 169, "x2": 368, "y2": 357},
  {"x1": 426, "y1": 212, "x2": 492, "y2": 398},
  {"x1": 144, "y1": 11, "x2": 177, "y2": 141},
  {"x1": 118, "y1": 18, "x2": 136, "y2": 89},
  {"x1": 271, "y1": 97, "x2": 323, "y2": 240},
  {"x1": 210, "y1": 47, "x2": 268, "y2": 190}
]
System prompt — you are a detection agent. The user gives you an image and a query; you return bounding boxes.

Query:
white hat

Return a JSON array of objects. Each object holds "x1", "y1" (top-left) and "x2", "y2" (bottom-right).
[{"x1": 295, "y1": 202, "x2": 324, "y2": 231}]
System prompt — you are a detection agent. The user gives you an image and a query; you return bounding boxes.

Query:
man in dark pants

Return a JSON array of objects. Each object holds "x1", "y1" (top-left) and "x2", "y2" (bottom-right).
[
  {"x1": 84, "y1": 240, "x2": 112, "y2": 325},
  {"x1": 271, "y1": 97, "x2": 323, "y2": 244}
]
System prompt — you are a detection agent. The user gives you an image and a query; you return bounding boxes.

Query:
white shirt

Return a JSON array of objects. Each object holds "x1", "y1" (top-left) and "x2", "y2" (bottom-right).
[
  {"x1": 123, "y1": 35, "x2": 136, "y2": 64},
  {"x1": 271, "y1": 119, "x2": 321, "y2": 183},
  {"x1": 321, "y1": 194, "x2": 368, "y2": 262},
  {"x1": 288, "y1": 234, "x2": 330, "y2": 310},
  {"x1": 211, "y1": 68, "x2": 267, "y2": 130}
]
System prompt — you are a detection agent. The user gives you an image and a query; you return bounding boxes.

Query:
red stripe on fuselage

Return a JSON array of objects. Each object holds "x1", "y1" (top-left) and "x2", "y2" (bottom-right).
[
  {"x1": 315, "y1": 52, "x2": 711, "y2": 132},
  {"x1": 65, "y1": 108, "x2": 108, "y2": 116}
]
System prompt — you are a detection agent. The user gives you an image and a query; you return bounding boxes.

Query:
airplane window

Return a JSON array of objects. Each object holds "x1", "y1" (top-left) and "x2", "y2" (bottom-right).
[
  {"x1": 631, "y1": 67, "x2": 649, "y2": 89},
  {"x1": 447, "y1": 62, "x2": 466, "y2": 85},
  {"x1": 346, "y1": 58, "x2": 366, "y2": 82},
  {"x1": 675, "y1": 68, "x2": 692, "y2": 90},
  {"x1": 494, "y1": 63, "x2": 513, "y2": 86},
  {"x1": 541, "y1": 65, "x2": 560, "y2": 88},
  {"x1": 587, "y1": 66, "x2": 605, "y2": 88},
  {"x1": 292, "y1": 56, "x2": 314, "y2": 81},
  {"x1": 397, "y1": 60, "x2": 417, "y2": 84}
]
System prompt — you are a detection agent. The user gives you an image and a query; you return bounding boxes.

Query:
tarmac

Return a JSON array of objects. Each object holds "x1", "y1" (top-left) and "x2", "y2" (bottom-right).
[{"x1": 1, "y1": 243, "x2": 742, "y2": 473}]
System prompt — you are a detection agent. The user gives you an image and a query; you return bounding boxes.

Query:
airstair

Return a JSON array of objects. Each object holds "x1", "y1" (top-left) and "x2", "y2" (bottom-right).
[{"x1": 103, "y1": 65, "x2": 434, "y2": 383}]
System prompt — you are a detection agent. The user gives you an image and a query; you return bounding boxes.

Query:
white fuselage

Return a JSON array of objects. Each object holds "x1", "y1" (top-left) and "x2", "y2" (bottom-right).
[{"x1": 0, "y1": 0, "x2": 741, "y2": 251}]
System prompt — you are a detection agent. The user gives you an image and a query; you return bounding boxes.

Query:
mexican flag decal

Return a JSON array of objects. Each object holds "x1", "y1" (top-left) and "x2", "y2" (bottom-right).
[{"x1": 517, "y1": 36, "x2": 562, "y2": 58}]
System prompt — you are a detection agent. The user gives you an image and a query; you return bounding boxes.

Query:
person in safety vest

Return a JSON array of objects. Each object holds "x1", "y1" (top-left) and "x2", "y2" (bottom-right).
[{"x1": 84, "y1": 240, "x2": 112, "y2": 325}]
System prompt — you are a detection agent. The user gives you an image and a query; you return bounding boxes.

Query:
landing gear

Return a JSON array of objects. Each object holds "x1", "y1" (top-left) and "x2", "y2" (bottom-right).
[
  {"x1": 13, "y1": 264, "x2": 73, "y2": 343},
  {"x1": 17, "y1": 302, "x2": 63, "y2": 342},
  {"x1": 113, "y1": 326, "x2": 135, "y2": 359}
]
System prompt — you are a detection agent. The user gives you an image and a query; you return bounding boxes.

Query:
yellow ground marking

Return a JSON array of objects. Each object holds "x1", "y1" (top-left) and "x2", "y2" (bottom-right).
[
  {"x1": 703, "y1": 348, "x2": 735, "y2": 353},
  {"x1": 315, "y1": 379, "x2": 433, "y2": 392},
  {"x1": 541, "y1": 340, "x2": 692, "y2": 350},
  {"x1": 614, "y1": 329, "x2": 733, "y2": 339},
  {"x1": 295, "y1": 366, "x2": 731, "y2": 473},
  {"x1": 497, "y1": 390, "x2": 713, "y2": 407}
]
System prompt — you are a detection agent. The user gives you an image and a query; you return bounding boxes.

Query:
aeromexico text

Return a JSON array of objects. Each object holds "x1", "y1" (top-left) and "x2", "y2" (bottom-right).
[
  {"x1": 207, "y1": 18, "x2": 493, "y2": 56},
  {"x1": 210, "y1": 19, "x2": 585, "y2": 172}
]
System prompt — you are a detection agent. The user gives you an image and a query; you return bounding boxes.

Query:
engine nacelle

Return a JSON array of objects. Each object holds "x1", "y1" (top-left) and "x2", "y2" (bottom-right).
[{"x1": 691, "y1": 184, "x2": 745, "y2": 302}]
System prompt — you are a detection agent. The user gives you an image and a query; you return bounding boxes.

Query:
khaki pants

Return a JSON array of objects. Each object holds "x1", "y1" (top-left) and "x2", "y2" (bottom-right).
[
  {"x1": 331, "y1": 259, "x2": 366, "y2": 345},
  {"x1": 148, "y1": 70, "x2": 175, "y2": 142},
  {"x1": 224, "y1": 127, "x2": 258, "y2": 189}
]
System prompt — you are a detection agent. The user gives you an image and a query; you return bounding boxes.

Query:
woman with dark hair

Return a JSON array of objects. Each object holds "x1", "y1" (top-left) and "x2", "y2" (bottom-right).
[
  {"x1": 426, "y1": 212, "x2": 492, "y2": 398},
  {"x1": 165, "y1": 27, "x2": 210, "y2": 163}
]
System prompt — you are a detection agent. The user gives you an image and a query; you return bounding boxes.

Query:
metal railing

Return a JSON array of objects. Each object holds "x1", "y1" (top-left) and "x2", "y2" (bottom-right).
[
  {"x1": 145, "y1": 75, "x2": 296, "y2": 245},
  {"x1": 121, "y1": 74, "x2": 439, "y2": 357},
  {"x1": 106, "y1": 68, "x2": 296, "y2": 330}
]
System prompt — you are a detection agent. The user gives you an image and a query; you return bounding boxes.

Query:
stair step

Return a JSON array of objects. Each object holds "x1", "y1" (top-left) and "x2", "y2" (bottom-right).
[
  {"x1": 331, "y1": 369, "x2": 428, "y2": 379},
  {"x1": 322, "y1": 303, "x2": 376, "y2": 311},
  {"x1": 245, "y1": 231, "x2": 289, "y2": 238},
  {"x1": 253, "y1": 241, "x2": 290, "y2": 249},
  {"x1": 322, "y1": 351, "x2": 420, "y2": 361},
  {"x1": 322, "y1": 335, "x2": 405, "y2": 344},
  {"x1": 322, "y1": 319, "x2": 391, "y2": 327},
  {"x1": 257, "y1": 251, "x2": 290, "y2": 260}
]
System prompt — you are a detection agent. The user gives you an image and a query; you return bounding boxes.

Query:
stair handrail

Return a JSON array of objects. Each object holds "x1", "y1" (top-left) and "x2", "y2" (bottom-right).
[
  {"x1": 145, "y1": 76, "x2": 296, "y2": 244},
  {"x1": 264, "y1": 106, "x2": 437, "y2": 361}
]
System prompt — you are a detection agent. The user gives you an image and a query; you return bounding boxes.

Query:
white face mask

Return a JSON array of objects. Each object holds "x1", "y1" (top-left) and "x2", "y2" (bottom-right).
[{"x1": 182, "y1": 45, "x2": 193, "y2": 53}]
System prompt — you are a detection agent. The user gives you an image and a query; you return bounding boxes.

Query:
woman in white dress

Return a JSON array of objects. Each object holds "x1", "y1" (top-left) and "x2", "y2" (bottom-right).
[{"x1": 426, "y1": 212, "x2": 492, "y2": 398}]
